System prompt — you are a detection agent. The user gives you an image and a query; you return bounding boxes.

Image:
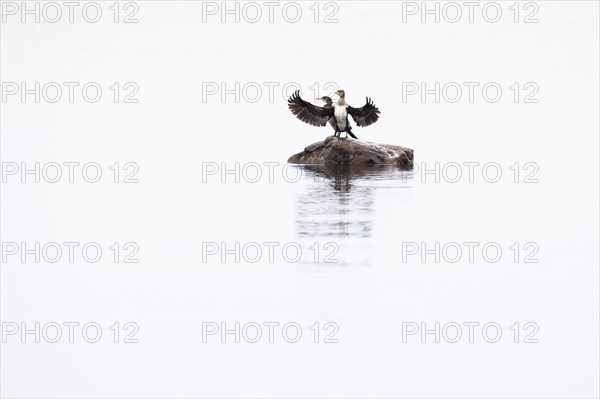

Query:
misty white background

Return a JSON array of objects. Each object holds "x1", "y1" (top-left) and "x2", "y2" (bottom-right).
[{"x1": 1, "y1": 1, "x2": 599, "y2": 398}]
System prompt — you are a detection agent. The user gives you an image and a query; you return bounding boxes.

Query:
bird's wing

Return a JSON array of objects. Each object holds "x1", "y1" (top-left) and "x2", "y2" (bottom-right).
[
  {"x1": 288, "y1": 90, "x2": 334, "y2": 127},
  {"x1": 347, "y1": 97, "x2": 381, "y2": 127}
]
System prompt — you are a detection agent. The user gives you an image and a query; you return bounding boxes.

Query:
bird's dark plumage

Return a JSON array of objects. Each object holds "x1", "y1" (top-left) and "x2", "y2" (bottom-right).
[
  {"x1": 347, "y1": 97, "x2": 380, "y2": 127},
  {"x1": 287, "y1": 89, "x2": 379, "y2": 140},
  {"x1": 320, "y1": 96, "x2": 338, "y2": 132},
  {"x1": 287, "y1": 90, "x2": 333, "y2": 127}
]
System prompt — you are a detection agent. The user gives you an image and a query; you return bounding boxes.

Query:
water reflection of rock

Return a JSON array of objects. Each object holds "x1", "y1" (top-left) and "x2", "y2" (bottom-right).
[
  {"x1": 294, "y1": 164, "x2": 413, "y2": 239},
  {"x1": 302, "y1": 163, "x2": 413, "y2": 180}
]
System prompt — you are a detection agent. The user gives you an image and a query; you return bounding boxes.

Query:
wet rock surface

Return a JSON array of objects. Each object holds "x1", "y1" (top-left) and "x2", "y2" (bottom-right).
[{"x1": 288, "y1": 136, "x2": 414, "y2": 168}]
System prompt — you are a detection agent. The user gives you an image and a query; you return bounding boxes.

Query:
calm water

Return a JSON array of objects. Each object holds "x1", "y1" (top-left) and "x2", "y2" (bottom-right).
[
  {"x1": 293, "y1": 165, "x2": 414, "y2": 238},
  {"x1": 288, "y1": 164, "x2": 414, "y2": 268}
]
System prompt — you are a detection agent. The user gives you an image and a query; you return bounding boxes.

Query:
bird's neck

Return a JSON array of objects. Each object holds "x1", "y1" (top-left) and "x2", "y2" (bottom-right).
[{"x1": 337, "y1": 97, "x2": 346, "y2": 106}]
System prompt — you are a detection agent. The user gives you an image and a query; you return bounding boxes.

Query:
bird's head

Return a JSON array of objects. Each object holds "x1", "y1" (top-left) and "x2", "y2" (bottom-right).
[
  {"x1": 335, "y1": 89, "x2": 345, "y2": 99},
  {"x1": 317, "y1": 96, "x2": 332, "y2": 103}
]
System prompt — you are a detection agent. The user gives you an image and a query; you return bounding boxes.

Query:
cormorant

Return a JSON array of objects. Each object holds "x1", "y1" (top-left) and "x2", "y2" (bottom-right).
[
  {"x1": 317, "y1": 96, "x2": 333, "y2": 108},
  {"x1": 288, "y1": 89, "x2": 380, "y2": 139},
  {"x1": 316, "y1": 96, "x2": 343, "y2": 135}
]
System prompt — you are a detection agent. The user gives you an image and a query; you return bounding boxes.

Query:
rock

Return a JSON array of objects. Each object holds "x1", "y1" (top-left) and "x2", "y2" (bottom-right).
[
  {"x1": 304, "y1": 141, "x2": 327, "y2": 153},
  {"x1": 288, "y1": 136, "x2": 414, "y2": 168}
]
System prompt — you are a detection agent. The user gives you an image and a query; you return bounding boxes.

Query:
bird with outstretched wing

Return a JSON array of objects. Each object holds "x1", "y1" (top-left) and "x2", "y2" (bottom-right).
[
  {"x1": 287, "y1": 89, "x2": 380, "y2": 140},
  {"x1": 348, "y1": 97, "x2": 380, "y2": 127},
  {"x1": 287, "y1": 90, "x2": 333, "y2": 127}
]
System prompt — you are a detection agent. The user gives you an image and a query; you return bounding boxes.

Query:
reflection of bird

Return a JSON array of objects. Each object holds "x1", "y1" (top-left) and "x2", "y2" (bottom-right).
[{"x1": 288, "y1": 89, "x2": 380, "y2": 139}]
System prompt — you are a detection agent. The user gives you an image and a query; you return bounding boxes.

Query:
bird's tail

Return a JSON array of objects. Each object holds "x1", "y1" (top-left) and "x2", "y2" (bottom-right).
[{"x1": 348, "y1": 131, "x2": 359, "y2": 140}]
